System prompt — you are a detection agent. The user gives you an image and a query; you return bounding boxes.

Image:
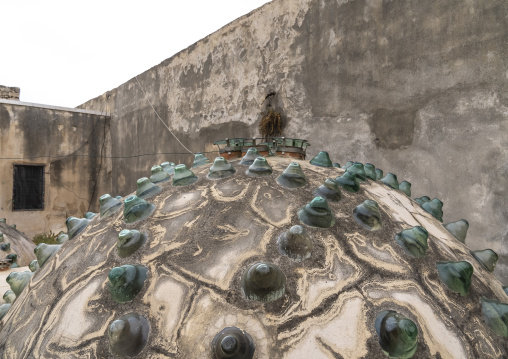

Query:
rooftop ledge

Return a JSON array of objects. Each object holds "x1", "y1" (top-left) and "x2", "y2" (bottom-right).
[
  {"x1": 214, "y1": 137, "x2": 310, "y2": 160},
  {"x1": 0, "y1": 99, "x2": 109, "y2": 117}
]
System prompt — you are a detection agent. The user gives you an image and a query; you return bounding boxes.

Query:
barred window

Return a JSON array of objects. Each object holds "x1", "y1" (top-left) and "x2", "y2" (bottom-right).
[{"x1": 12, "y1": 165, "x2": 45, "y2": 211}]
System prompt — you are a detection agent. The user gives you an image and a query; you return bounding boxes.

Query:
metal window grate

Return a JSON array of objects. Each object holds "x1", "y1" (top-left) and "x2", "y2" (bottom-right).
[{"x1": 12, "y1": 164, "x2": 45, "y2": 211}]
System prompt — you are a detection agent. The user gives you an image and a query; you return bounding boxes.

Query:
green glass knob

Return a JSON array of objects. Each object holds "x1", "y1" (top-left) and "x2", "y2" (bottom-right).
[
  {"x1": 35, "y1": 243, "x2": 62, "y2": 268},
  {"x1": 481, "y1": 298, "x2": 508, "y2": 338},
  {"x1": 277, "y1": 162, "x2": 307, "y2": 188},
  {"x1": 240, "y1": 148, "x2": 261, "y2": 166},
  {"x1": 56, "y1": 233, "x2": 69, "y2": 244},
  {"x1": 347, "y1": 162, "x2": 366, "y2": 182},
  {"x1": 342, "y1": 161, "x2": 354, "y2": 170},
  {"x1": 375, "y1": 310, "x2": 418, "y2": 358},
  {"x1": 0, "y1": 232, "x2": 3, "y2": 243},
  {"x1": 136, "y1": 177, "x2": 161, "y2": 199},
  {"x1": 335, "y1": 171, "x2": 360, "y2": 193},
  {"x1": 421, "y1": 199, "x2": 443, "y2": 222},
  {"x1": 207, "y1": 157, "x2": 236, "y2": 180},
  {"x1": 66, "y1": 216, "x2": 91, "y2": 239},
  {"x1": 0, "y1": 219, "x2": 5, "y2": 223},
  {"x1": 381, "y1": 173, "x2": 399, "y2": 190},
  {"x1": 211, "y1": 327, "x2": 255, "y2": 359},
  {"x1": 314, "y1": 178, "x2": 342, "y2": 202},
  {"x1": 375, "y1": 168, "x2": 384, "y2": 180},
  {"x1": 353, "y1": 200, "x2": 382, "y2": 231},
  {"x1": 108, "y1": 265, "x2": 148, "y2": 303},
  {"x1": 191, "y1": 153, "x2": 211, "y2": 168},
  {"x1": 85, "y1": 212, "x2": 97, "y2": 219},
  {"x1": 471, "y1": 249, "x2": 498, "y2": 273},
  {"x1": 117, "y1": 230, "x2": 147, "y2": 258},
  {"x1": 437, "y1": 261, "x2": 473, "y2": 296},
  {"x1": 364, "y1": 163, "x2": 377, "y2": 180},
  {"x1": 277, "y1": 225, "x2": 313, "y2": 262},
  {"x1": 173, "y1": 164, "x2": 198, "y2": 186},
  {"x1": 298, "y1": 197, "x2": 335, "y2": 228},
  {"x1": 6, "y1": 254, "x2": 19, "y2": 268},
  {"x1": 309, "y1": 151, "x2": 333, "y2": 167},
  {"x1": 161, "y1": 162, "x2": 175, "y2": 176},
  {"x1": 0, "y1": 304, "x2": 11, "y2": 320},
  {"x1": 108, "y1": 313, "x2": 150, "y2": 357},
  {"x1": 123, "y1": 195, "x2": 155, "y2": 224},
  {"x1": 399, "y1": 181, "x2": 411, "y2": 197},
  {"x1": 11, "y1": 225, "x2": 16, "y2": 229},
  {"x1": 29, "y1": 259, "x2": 39, "y2": 272},
  {"x1": 443, "y1": 219, "x2": 469, "y2": 243},
  {"x1": 332, "y1": 163, "x2": 341, "y2": 168},
  {"x1": 395, "y1": 226, "x2": 428, "y2": 258},
  {"x1": 246, "y1": 157, "x2": 273, "y2": 178},
  {"x1": 414, "y1": 196, "x2": 430, "y2": 205},
  {"x1": 0, "y1": 243, "x2": 10, "y2": 252},
  {"x1": 241, "y1": 262, "x2": 286, "y2": 302},
  {"x1": 115, "y1": 195, "x2": 123, "y2": 200},
  {"x1": 3, "y1": 290, "x2": 15, "y2": 304},
  {"x1": 503, "y1": 286, "x2": 508, "y2": 296},
  {"x1": 6, "y1": 271, "x2": 33, "y2": 296},
  {"x1": 149, "y1": 165, "x2": 170, "y2": 184},
  {"x1": 99, "y1": 194, "x2": 123, "y2": 218}
]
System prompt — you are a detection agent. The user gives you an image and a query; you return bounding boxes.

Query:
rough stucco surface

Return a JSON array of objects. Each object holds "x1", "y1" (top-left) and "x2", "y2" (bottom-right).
[
  {"x1": 0, "y1": 102, "x2": 111, "y2": 237},
  {"x1": 80, "y1": 0, "x2": 508, "y2": 281}
]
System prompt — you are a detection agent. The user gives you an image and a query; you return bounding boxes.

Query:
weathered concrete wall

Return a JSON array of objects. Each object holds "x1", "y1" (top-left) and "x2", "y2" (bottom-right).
[
  {"x1": 0, "y1": 100, "x2": 111, "y2": 238},
  {"x1": 80, "y1": 0, "x2": 508, "y2": 280},
  {"x1": 0, "y1": 86, "x2": 20, "y2": 101}
]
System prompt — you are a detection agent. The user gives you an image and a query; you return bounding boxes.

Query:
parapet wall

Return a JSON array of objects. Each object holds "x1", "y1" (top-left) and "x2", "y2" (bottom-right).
[
  {"x1": 0, "y1": 86, "x2": 20, "y2": 101},
  {"x1": 80, "y1": 0, "x2": 508, "y2": 279}
]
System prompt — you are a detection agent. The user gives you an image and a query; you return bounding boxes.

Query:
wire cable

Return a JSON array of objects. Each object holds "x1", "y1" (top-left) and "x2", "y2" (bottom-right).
[{"x1": 134, "y1": 75, "x2": 194, "y2": 155}]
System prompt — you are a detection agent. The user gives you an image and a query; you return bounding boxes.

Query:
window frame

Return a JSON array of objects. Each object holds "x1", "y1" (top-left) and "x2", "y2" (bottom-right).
[{"x1": 12, "y1": 163, "x2": 46, "y2": 211}]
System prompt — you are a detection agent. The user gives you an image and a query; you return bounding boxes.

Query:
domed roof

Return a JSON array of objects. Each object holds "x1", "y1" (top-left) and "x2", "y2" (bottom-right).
[{"x1": 0, "y1": 156, "x2": 505, "y2": 358}]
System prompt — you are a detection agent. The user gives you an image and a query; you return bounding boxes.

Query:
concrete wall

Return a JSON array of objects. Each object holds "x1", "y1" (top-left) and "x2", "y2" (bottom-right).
[
  {"x1": 80, "y1": 0, "x2": 508, "y2": 280},
  {"x1": 0, "y1": 99, "x2": 111, "y2": 238}
]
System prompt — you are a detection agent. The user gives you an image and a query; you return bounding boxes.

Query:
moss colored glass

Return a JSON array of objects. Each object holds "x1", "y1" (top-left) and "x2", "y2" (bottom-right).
[
  {"x1": 277, "y1": 162, "x2": 307, "y2": 188},
  {"x1": 421, "y1": 199, "x2": 443, "y2": 222},
  {"x1": 149, "y1": 165, "x2": 170, "y2": 184},
  {"x1": 108, "y1": 313, "x2": 150, "y2": 357},
  {"x1": 309, "y1": 151, "x2": 333, "y2": 167},
  {"x1": 471, "y1": 249, "x2": 498, "y2": 273},
  {"x1": 35, "y1": 243, "x2": 62, "y2": 268},
  {"x1": 347, "y1": 162, "x2": 366, "y2": 182},
  {"x1": 364, "y1": 163, "x2": 377, "y2": 180},
  {"x1": 161, "y1": 162, "x2": 176, "y2": 176},
  {"x1": 399, "y1": 181, "x2": 411, "y2": 197},
  {"x1": 414, "y1": 196, "x2": 430, "y2": 205},
  {"x1": 211, "y1": 327, "x2": 255, "y2": 359},
  {"x1": 136, "y1": 177, "x2": 162, "y2": 199},
  {"x1": 123, "y1": 195, "x2": 155, "y2": 223},
  {"x1": 0, "y1": 304, "x2": 11, "y2": 320},
  {"x1": 108, "y1": 265, "x2": 148, "y2": 303},
  {"x1": 335, "y1": 171, "x2": 360, "y2": 193},
  {"x1": 375, "y1": 310, "x2": 418, "y2": 358},
  {"x1": 443, "y1": 219, "x2": 469, "y2": 243},
  {"x1": 381, "y1": 173, "x2": 399, "y2": 190},
  {"x1": 0, "y1": 233, "x2": 3, "y2": 243},
  {"x1": 6, "y1": 271, "x2": 33, "y2": 296},
  {"x1": 353, "y1": 200, "x2": 382, "y2": 231},
  {"x1": 117, "y1": 230, "x2": 147, "y2": 258},
  {"x1": 7, "y1": 254, "x2": 19, "y2": 268},
  {"x1": 85, "y1": 212, "x2": 97, "y2": 219},
  {"x1": 436, "y1": 261, "x2": 473, "y2": 296},
  {"x1": 207, "y1": 157, "x2": 236, "y2": 180},
  {"x1": 29, "y1": 259, "x2": 39, "y2": 272},
  {"x1": 173, "y1": 164, "x2": 198, "y2": 186},
  {"x1": 56, "y1": 233, "x2": 69, "y2": 244},
  {"x1": 246, "y1": 157, "x2": 273, "y2": 178},
  {"x1": 333, "y1": 163, "x2": 341, "y2": 168},
  {"x1": 66, "y1": 216, "x2": 91, "y2": 239},
  {"x1": 241, "y1": 262, "x2": 286, "y2": 302},
  {"x1": 342, "y1": 161, "x2": 354, "y2": 170},
  {"x1": 481, "y1": 298, "x2": 508, "y2": 338},
  {"x1": 314, "y1": 179, "x2": 342, "y2": 202},
  {"x1": 0, "y1": 243, "x2": 10, "y2": 252},
  {"x1": 3, "y1": 290, "x2": 15, "y2": 304},
  {"x1": 192, "y1": 153, "x2": 211, "y2": 168},
  {"x1": 395, "y1": 226, "x2": 428, "y2": 258},
  {"x1": 298, "y1": 197, "x2": 335, "y2": 228},
  {"x1": 277, "y1": 225, "x2": 313, "y2": 262},
  {"x1": 240, "y1": 148, "x2": 262, "y2": 166},
  {"x1": 100, "y1": 194, "x2": 123, "y2": 218}
]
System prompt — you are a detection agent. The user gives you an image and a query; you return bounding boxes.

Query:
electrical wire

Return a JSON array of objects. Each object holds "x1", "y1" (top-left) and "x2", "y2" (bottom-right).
[{"x1": 134, "y1": 75, "x2": 194, "y2": 155}]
